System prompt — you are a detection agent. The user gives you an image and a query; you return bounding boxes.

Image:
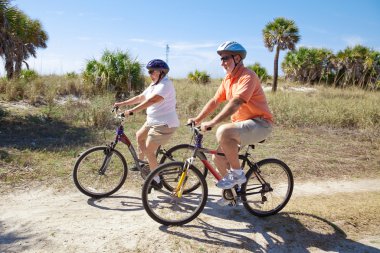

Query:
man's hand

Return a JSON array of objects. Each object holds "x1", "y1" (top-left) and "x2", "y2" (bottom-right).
[
  {"x1": 187, "y1": 118, "x2": 199, "y2": 125},
  {"x1": 200, "y1": 121, "x2": 214, "y2": 131}
]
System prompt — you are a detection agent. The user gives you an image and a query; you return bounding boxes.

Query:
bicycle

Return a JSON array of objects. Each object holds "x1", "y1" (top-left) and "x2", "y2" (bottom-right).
[
  {"x1": 141, "y1": 123, "x2": 294, "y2": 226},
  {"x1": 72, "y1": 107, "x2": 208, "y2": 199}
]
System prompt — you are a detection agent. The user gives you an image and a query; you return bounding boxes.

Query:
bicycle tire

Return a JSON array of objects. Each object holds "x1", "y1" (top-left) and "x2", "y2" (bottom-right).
[
  {"x1": 142, "y1": 161, "x2": 208, "y2": 226},
  {"x1": 73, "y1": 146, "x2": 128, "y2": 198},
  {"x1": 241, "y1": 158, "x2": 293, "y2": 217},
  {"x1": 159, "y1": 144, "x2": 208, "y2": 193}
]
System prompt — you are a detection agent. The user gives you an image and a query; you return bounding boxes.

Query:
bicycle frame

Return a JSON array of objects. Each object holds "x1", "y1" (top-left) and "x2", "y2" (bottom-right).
[
  {"x1": 174, "y1": 125, "x2": 270, "y2": 202},
  {"x1": 113, "y1": 122, "x2": 143, "y2": 168},
  {"x1": 110, "y1": 109, "x2": 174, "y2": 173},
  {"x1": 189, "y1": 146, "x2": 256, "y2": 181}
]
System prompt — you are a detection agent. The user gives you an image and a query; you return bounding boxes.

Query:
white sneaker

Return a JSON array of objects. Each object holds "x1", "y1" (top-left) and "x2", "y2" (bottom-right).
[
  {"x1": 217, "y1": 197, "x2": 232, "y2": 206},
  {"x1": 216, "y1": 171, "x2": 246, "y2": 189}
]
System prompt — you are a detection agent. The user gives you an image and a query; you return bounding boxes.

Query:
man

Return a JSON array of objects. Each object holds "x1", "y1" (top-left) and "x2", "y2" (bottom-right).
[{"x1": 188, "y1": 41, "x2": 273, "y2": 204}]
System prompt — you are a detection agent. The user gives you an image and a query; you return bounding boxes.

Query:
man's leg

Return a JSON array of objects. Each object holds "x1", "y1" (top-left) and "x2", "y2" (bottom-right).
[
  {"x1": 212, "y1": 146, "x2": 230, "y2": 177},
  {"x1": 215, "y1": 123, "x2": 241, "y2": 171},
  {"x1": 215, "y1": 123, "x2": 246, "y2": 189}
]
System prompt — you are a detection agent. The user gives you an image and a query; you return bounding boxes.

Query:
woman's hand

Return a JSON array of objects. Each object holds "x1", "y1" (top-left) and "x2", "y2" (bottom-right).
[
  {"x1": 123, "y1": 109, "x2": 134, "y2": 117},
  {"x1": 114, "y1": 102, "x2": 122, "y2": 108}
]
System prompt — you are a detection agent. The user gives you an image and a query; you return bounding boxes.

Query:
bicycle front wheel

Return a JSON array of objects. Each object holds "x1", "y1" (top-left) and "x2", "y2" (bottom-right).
[
  {"x1": 73, "y1": 146, "x2": 128, "y2": 198},
  {"x1": 159, "y1": 144, "x2": 208, "y2": 193},
  {"x1": 242, "y1": 158, "x2": 293, "y2": 217},
  {"x1": 142, "y1": 161, "x2": 208, "y2": 226}
]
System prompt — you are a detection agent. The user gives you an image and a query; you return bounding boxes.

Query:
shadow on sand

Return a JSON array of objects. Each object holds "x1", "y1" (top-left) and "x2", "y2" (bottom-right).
[
  {"x1": 159, "y1": 195, "x2": 379, "y2": 252},
  {"x1": 87, "y1": 194, "x2": 144, "y2": 212}
]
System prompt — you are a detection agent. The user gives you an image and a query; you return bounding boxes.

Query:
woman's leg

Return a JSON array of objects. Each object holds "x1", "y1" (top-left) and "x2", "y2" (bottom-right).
[{"x1": 136, "y1": 123, "x2": 149, "y2": 160}]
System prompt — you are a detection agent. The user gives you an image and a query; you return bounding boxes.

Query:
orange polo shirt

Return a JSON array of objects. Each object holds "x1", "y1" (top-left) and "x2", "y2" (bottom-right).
[{"x1": 214, "y1": 64, "x2": 273, "y2": 123}]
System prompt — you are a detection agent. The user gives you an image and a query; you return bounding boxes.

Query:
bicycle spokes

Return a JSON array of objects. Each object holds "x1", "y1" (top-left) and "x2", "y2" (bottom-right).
[
  {"x1": 142, "y1": 162, "x2": 208, "y2": 226},
  {"x1": 73, "y1": 146, "x2": 127, "y2": 198},
  {"x1": 242, "y1": 159, "x2": 293, "y2": 217},
  {"x1": 98, "y1": 151, "x2": 114, "y2": 175}
]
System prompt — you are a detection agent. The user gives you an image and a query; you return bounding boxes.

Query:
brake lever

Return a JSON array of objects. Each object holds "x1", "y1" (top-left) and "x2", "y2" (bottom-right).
[{"x1": 112, "y1": 106, "x2": 119, "y2": 113}]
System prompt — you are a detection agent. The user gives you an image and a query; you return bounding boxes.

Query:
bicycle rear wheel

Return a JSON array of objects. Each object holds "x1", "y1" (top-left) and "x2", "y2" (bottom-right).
[
  {"x1": 73, "y1": 146, "x2": 128, "y2": 198},
  {"x1": 142, "y1": 161, "x2": 208, "y2": 226},
  {"x1": 159, "y1": 144, "x2": 208, "y2": 193},
  {"x1": 241, "y1": 158, "x2": 293, "y2": 216}
]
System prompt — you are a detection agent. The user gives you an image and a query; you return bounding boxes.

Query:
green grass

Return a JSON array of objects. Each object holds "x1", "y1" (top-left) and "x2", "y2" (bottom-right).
[{"x1": 0, "y1": 77, "x2": 379, "y2": 190}]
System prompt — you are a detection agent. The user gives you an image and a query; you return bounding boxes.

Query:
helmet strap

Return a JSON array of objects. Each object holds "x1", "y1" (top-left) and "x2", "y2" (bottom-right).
[
  {"x1": 231, "y1": 55, "x2": 242, "y2": 73},
  {"x1": 153, "y1": 71, "x2": 165, "y2": 85}
]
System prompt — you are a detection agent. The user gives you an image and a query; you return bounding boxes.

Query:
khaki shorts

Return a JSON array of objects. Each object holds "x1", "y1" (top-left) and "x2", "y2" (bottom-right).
[
  {"x1": 234, "y1": 118, "x2": 273, "y2": 146},
  {"x1": 145, "y1": 124, "x2": 177, "y2": 145}
]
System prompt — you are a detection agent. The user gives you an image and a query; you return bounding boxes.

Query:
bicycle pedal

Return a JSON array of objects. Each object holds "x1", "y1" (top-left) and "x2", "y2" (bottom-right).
[{"x1": 228, "y1": 200, "x2": 238, "y2": 207}]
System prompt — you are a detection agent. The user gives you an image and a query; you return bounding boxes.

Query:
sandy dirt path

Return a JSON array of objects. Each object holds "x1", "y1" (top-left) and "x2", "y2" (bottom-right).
[{"x1": 1, "y1": 179, "x2": 380, "y2": 253}]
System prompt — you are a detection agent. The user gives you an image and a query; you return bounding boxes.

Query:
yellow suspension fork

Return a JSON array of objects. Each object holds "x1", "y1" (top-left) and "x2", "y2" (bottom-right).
[{"x1": 174, "y1": 157, "x2": 194, "y2": 198}]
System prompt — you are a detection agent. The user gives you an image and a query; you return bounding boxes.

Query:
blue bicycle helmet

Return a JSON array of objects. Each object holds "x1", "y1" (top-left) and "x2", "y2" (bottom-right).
[
  {"x1": 146, "y1": 59, "x2": 170, "y2": 74},
  {"x1": 217, "y1": 41, "x2": 247, "y2": 59}
]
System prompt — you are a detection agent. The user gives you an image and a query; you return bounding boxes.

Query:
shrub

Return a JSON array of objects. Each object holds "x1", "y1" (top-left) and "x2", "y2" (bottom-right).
[
  {"x1": 66, "y1": 72, "x2": 78, "y2": 78},
  {"x1": 187, "y1": 70, "x2": 210, "y2": 84},
  {"x1": 82, "y1": 49, "x2": 145, "y2": 97},
  {"x1": 247, "y1": 63, "x2": 270, "y2": 83},
  {"x1": 20, "y1": 69, "x2": 39, "y2": 82},
  {"x1": 4, "y1": 79, "x2": 27, "y2": 101}
]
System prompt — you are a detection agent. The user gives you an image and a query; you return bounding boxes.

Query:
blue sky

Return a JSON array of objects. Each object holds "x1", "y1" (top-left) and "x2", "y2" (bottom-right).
[{"x1": 3, "y1": 0, "x2": 380, "y2": 78}]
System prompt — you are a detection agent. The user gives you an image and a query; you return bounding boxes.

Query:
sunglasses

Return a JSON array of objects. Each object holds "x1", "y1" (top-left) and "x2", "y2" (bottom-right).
[
  {"x1": 220, "y1": 55, "x2": 233, "y2": 62},
  {"x1": 148, "y1": 70, "x2": 155, "y2": 74}
]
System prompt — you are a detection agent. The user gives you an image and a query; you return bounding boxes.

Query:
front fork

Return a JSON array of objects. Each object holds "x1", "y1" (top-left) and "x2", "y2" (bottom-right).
[
  {"x1": 99, "y1": 145, "x2": 114, "y2": 175},
  {"x1": 173, "y1": 157, "x2": 194, "y2": 198}
]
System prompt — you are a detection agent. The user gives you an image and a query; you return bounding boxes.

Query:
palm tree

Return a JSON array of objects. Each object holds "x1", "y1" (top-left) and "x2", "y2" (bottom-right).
[
  {"x1": 263, "y1": 17, "x2": 300, "y2": 92},
  {"x1": 13, "y1": 15, "x2": 48, "y2": 78},
  {"x1": 0, "y1": 1, "x2": 48, "y2": 79},
  {"x1": 0, "y1": 0, "x2": 17, "y2": 78}
]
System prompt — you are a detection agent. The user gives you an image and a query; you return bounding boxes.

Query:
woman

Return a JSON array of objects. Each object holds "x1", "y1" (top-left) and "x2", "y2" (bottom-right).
[{"x1": 114, "y1": 59, "x2": 179, "y2": 188}]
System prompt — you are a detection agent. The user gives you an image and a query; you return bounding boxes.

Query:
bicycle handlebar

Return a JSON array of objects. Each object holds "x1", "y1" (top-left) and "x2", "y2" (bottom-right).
[
  {"x1": 112, "y1": 106, "x2": 133, "y2": 119},
  {"x1": 112, "y1": 106, "x2": 125, "y2": 119},
  {"x1": 186, "y1": 121, "x2": 212, "y2": 133}
]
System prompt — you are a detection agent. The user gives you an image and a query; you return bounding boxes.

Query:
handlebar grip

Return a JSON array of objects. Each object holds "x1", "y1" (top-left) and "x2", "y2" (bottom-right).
[
  {"x1": 187, "y1": 122, "x2": 212, "y2": 131},
  {"x1": 112, "y1": 106, "x2": 119, "y2": 113},
  {"x1": 196, "y1": 126, "x2": 212, "y2": 131},
  {"x1": 186, "y1": 122, "x2": 195, "y2": 127}
]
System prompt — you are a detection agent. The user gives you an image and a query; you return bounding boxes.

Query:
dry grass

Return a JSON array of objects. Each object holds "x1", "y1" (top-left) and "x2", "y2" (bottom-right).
[
  {"x1": 1, "y1": 78, "x2": 379, "y2": 188},
  {"x1": 286, "y1": 192, "x2": 380, "y2": 239}
]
